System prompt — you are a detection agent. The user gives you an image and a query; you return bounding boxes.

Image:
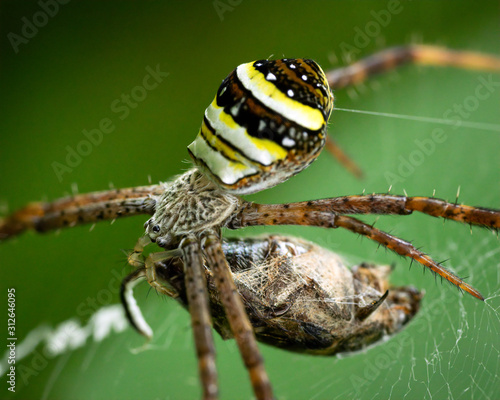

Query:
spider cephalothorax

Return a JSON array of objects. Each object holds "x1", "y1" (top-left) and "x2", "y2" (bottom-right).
[
  {"x1": 2, "y1": 46, "x2": 500, "y2": 400},
  {"x1": 143, "y1": 168, "x2": 242, "y2": 248}
]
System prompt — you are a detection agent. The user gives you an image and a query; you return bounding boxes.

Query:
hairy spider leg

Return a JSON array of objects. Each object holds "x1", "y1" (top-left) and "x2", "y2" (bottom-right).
[
  {"x1": 236, "y1": 209, "x2": 483, "y2": 300},
  {"x1": 180, "y1": 236, "x2": 219, "y2": 400},
  {"x1": 0, "y1": 184, "x2": 162, "y2": 240},
  {"x1": 202, "y1": 231, "x2": 273, "y2": 400},
  {"x1": 236, "y1": 195, "x2": 500, "y2": 230},
  {"x1": 229, "y1": 195, "x2": 500, "y2": 300},
  {"x1": 123, "y1": 236, "x2": 219, "y2": 399},
  {"x1": 326, "y1": 45, "x2": 500, "y2": 90},
  {"x1": 323, "y1": 45, "x2": 500, "y2": 176},
  {"x1": 124, "y1": 230, "x2": 272, "y2": 399}
]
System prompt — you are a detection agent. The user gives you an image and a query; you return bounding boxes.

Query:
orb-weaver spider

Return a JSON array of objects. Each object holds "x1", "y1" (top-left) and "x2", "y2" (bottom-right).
[{"x1": 1, "y1": 45, "x2": 499, "y2": 400}]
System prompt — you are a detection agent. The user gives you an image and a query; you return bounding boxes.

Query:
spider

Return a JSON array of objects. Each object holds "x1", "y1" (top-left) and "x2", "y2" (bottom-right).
[{"x1": 1, "y1": 45, "x2": 499, "y2": 400}]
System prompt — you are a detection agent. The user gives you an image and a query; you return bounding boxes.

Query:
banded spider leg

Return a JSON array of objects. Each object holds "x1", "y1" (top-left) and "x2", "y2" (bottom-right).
[
  {"x1": 323, "y1": 45, "x2": 500, "y2": 177},
  {"x1": 122, "y1": 230, "x2": 273, "y2": 400},
  {"x1": 228, "y1": 194, "x2": 500, "y2": 301}
]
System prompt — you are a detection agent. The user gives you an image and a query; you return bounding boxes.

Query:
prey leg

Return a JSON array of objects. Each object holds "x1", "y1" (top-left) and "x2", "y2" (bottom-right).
[{"x1": 120, "y1": 269, "x2": 154, "y2": 340}]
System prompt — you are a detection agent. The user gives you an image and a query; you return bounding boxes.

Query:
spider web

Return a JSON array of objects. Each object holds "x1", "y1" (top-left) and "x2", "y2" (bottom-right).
[{"x1": 307, "y1": 234, "x2": 500, "y2": 400}]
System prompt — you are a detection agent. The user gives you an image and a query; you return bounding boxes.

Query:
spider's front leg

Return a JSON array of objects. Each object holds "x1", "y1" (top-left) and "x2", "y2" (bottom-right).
[
  {"x1": 229, "y1": 196, "x2": 500, "y2": 300},
  {"x1": 126, "y1": 234, "x2": 180, "y2": 299},
  {"x1": 122, "y1": 235, "x2": 219, "y2": 400},
  {"x1": 235, "y1": 194, "x2": 500, "y2": 230},
  {"x1": 201, "y1": 230, "x2": 273, "y2": 400},
  {"x1": 0, "y1": 184, "x2": 162, "y2": 240}
]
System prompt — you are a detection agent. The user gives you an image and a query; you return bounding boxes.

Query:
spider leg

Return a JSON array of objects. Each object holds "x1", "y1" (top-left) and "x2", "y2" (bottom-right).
[
  {"x1": 201, "y1": 231, "x2": 273, "y2": 400},
  {"x1": 234, "y1": 195, "x2": 500, "y2": 230},
  {"x1": 144, "y1": 251, "x2": 181, "y2": 298},
  {"x1": 324, "y1": 45, "x2": 500, "y2": 177},
  {"x1": 120, "y1": 247, "x2": 185, "y2": 348},
  {"x1": 230, "y1": 202, "x2": 487, "y2": 300},
  {"x1": 123, "y1": 238, "x2": 218, "y2": 398},
  {"x1": 127, "y1": 235, "x2": 179, "y2": 298},
  {"x1": 0, "y1": 184, "x2": 163, "y2": 240},
  {"x1": 127, "y1": 235, "x2": 153, "y2": 267},
  {"x1": 326, "y1": 45, "x2": 500, "y2": 90},
  {"x1": 324, "y1": 136, "x2": 364, "y2": 179},
  {"x1": 179, "y1": 235, "x2": 218, "y2": 400},
  {"x1": 334, "y1": 216, "x2": 484, "y2": 300}
]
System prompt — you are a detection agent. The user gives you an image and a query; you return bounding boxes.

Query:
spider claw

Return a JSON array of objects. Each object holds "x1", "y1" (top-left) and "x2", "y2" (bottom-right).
[{"x1": 459, "y1": 282, "x2": 484, "y2": 301}]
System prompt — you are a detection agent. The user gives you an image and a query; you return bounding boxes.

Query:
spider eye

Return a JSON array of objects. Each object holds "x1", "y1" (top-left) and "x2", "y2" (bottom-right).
[
  {"x1": 152, "y1": 225, "x2": 160, "y2": 233},
  {"x1": 187, "y1": 58, "x2": 333, "y2": 195}
]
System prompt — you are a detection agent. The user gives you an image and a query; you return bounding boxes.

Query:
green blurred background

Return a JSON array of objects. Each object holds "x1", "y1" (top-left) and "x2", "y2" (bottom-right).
[{"x1": 1, "y1": 1, "x2": 499, "y2": 399}]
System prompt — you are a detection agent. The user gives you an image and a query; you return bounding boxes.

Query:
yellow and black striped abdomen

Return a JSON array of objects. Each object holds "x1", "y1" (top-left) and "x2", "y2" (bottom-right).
[{"x1": 188, "y1": 58, "x2": 334, "y2": 194}]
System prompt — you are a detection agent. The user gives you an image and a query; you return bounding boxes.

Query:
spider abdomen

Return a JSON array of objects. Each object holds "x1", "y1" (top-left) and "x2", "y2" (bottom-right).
[{"x1": 188, "y1": 59, "x2": 334, "y2": 194}]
